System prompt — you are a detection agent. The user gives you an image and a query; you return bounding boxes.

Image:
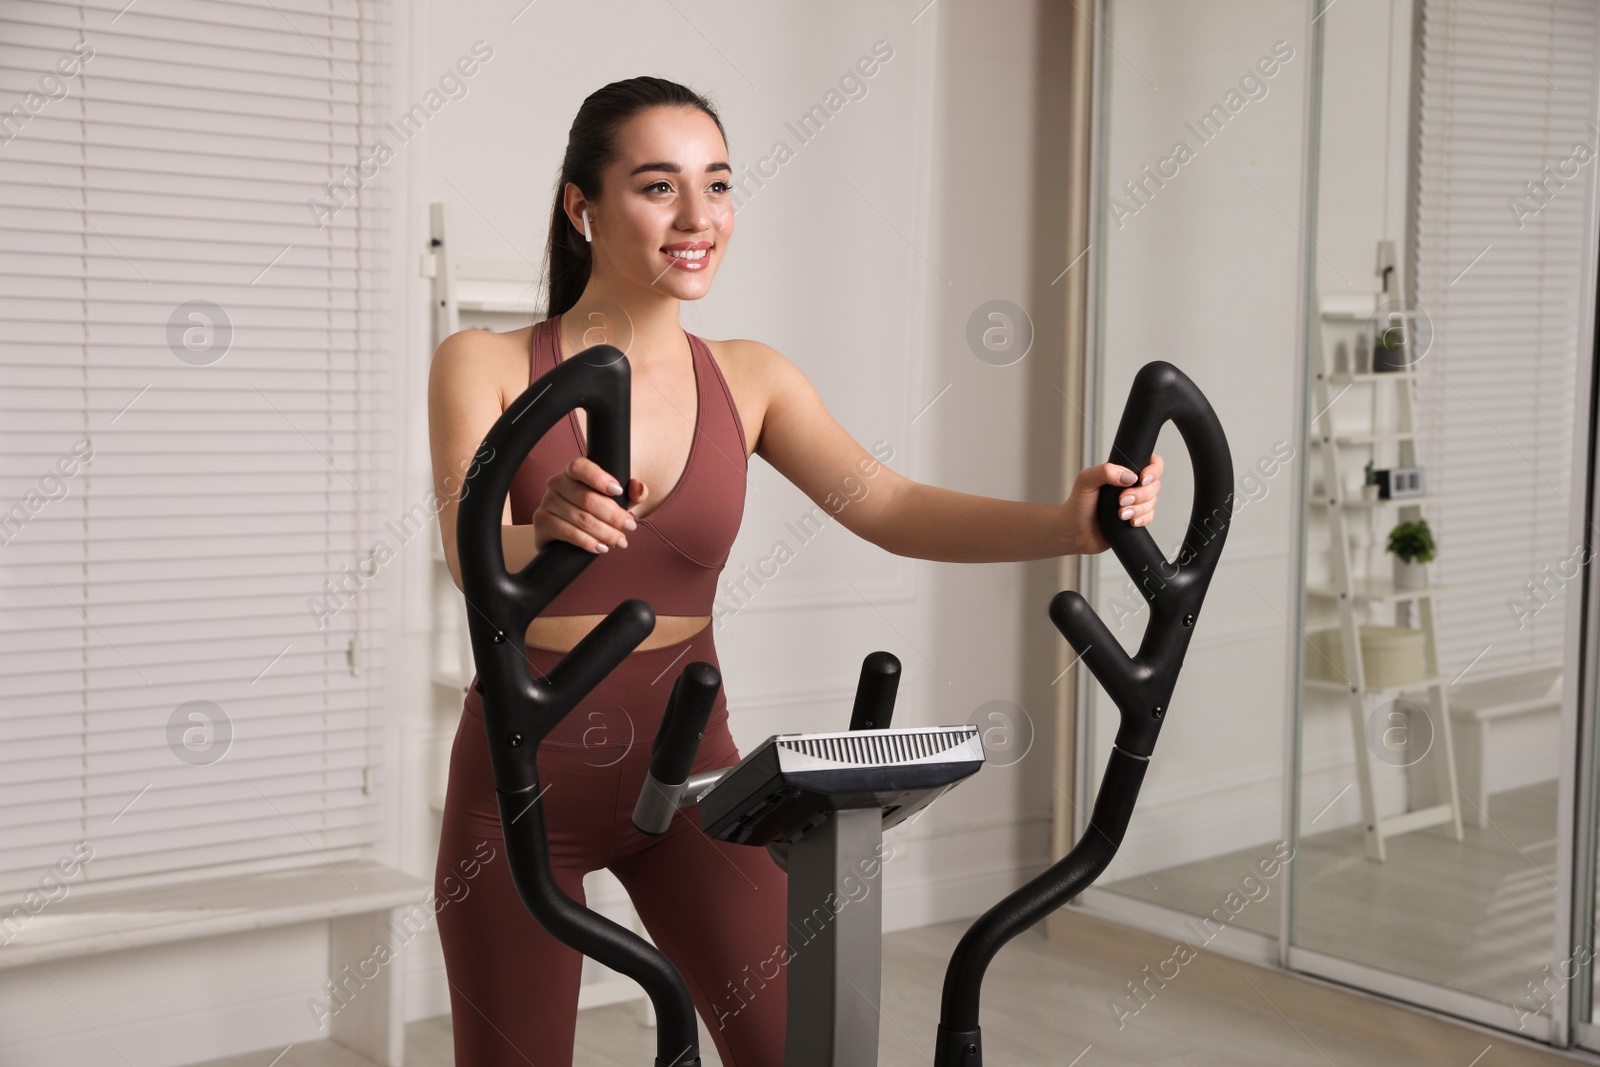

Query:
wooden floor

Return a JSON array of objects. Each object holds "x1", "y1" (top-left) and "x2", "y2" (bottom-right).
[
  {"x1": 1105, "y1": 780, "x2": 1561, "y2": 1008},
  {"x1": 191, "y1": 904, "x2": 1578, "y2": 1066}
]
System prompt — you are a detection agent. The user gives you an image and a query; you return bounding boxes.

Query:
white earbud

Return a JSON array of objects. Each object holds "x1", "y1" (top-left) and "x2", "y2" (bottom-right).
[{"x1": 582, "y1": 208, "x2": 592, "y2": 243}]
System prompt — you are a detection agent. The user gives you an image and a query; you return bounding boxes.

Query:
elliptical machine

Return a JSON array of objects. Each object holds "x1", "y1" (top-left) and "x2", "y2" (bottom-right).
[{"x1": 456, "y1": 348, "x2": 1232, "y2": 1067}]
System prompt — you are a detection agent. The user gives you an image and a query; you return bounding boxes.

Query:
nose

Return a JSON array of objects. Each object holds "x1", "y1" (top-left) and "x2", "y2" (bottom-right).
[{"x1": 678, "y1": 184, "x2": 726, "y2": 236}]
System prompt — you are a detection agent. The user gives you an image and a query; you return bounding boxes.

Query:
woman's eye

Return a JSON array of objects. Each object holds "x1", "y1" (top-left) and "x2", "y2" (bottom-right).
[
  {"x1": 645, "y1": 180, "x2": 672, "y2": 194},
  {"x1": 710, "y1": 180, "x2": 732, "y2": 194}
]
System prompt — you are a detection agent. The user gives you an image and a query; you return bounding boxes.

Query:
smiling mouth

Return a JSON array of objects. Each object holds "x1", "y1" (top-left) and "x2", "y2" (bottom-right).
[{"x1": 662, "y1": 247, "x2": 709, "y2": 261}]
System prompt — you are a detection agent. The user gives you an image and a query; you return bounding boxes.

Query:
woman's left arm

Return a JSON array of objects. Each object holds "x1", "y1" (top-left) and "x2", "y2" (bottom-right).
[{"x1": 748, "y1": 342, "x2": 1162, "y2": 563}]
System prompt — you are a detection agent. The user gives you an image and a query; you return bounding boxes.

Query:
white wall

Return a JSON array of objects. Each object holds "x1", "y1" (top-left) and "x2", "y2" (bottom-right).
[
  {"x1": 1086, "y1": 0, "x2": 1311, "y2": 880},
  {"x1": 1312, "y1": 0, "x2": 1413, "y2": 286}
]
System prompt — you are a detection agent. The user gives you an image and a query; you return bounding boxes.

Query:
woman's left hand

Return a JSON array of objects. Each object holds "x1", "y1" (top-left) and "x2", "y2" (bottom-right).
[{"x1": 1063, "y1": 453, "x2": 1163, "y2": 555}]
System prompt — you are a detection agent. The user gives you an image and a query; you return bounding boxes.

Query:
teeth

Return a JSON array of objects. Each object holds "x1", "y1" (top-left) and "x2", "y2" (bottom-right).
[{"x1": 666, "y1": 248, "x2": 707, "y2": 260}]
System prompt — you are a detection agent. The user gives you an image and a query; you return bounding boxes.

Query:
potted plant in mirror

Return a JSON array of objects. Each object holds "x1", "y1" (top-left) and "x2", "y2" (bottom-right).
[
  {"x1": 1386, "y1": 518, "x2": 1435, "y2": 590},
  {"x1": 1373, "y1": 311, "x2": 1410, "y2": 372}
]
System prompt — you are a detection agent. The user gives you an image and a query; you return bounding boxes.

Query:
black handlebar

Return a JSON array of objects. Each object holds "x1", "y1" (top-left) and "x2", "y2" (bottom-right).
[
  {"x1": 848, "y1": 650, "x2": 902, "y2": 731},
  {"x1": 455, "y1": 343, "x2": 708, "y2": 1067},
  {"x1": 1051, "y1": 358, "x2": 1234, "y2": 757},
  {"x1": 932, "y1": 360, "x2": 1233, "y2": 1067},
  {"x1": 648, "y1": 662, "x2": 723, "y2": 794},
  {"x1": 456, "y1": 344, "x2": 644, "y2": 790}
]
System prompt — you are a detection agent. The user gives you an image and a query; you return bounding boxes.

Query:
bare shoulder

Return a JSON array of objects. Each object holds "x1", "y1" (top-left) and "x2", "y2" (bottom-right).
[
  {"x1": 702, "y1": 335, "x2": 814, "y2": 398},
  {"x1": 426, "y1": 326, "x2": 536, "y2": 581},
  {"x1": 699, "y1": 336, "x2": 811, "y2": 454},
  {"x1": 429, "y1": 326, "x2": 533, "y2": 412}
]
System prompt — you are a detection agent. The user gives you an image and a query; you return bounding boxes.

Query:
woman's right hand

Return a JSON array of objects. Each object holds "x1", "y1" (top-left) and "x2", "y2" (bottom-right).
[{"x1": 531, "y1": 456, "x2": 646, "y2": 554}]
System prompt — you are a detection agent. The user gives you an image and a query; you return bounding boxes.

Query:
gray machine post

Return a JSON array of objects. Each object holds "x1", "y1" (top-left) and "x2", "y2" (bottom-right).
[
  {"x1": 784, "y1": 806, "x2": 886, "y2": 1066},
  {"x1": 638, "y1": 762, "x2": 901, "y2": 1064},
  {"x1": 636, "y1": 651, "x2": 985, "y2": 1066}
]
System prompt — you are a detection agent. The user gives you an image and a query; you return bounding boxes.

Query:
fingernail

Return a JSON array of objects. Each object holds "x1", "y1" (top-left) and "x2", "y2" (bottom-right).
[
  {"x1": 623, "y1": 516, "x2": 637, "y2": 531},
  {"x1": 1120, "y1": 508, "x2": 1133, "y2": 520},
  {"x1": 607, "y1": 480, "x2": 623, "y2": 495},
  {"x1": 1120, "y1": 470, "x2": 1137, "y2": 485},
  {"x1": 1120, "y1": 494, "x2": 1134, "y2": 507},
  {"x1": 595, "y1": 543, "x2": 609, "y2": 553},
  {"x1": 1141, "y1": 474, "x2": 1151, "y2": 486}
]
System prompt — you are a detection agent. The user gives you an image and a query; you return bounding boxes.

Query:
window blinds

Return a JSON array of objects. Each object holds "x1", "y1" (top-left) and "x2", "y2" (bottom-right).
[
  {"x1": 1409, "y1": 0, "x2": 1597, "y2": 677},
  {"x1": 0, "y1": 0, "x2": 391, "y2": 895}
]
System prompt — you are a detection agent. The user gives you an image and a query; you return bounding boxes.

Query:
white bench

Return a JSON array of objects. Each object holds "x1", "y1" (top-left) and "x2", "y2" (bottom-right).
[
  {"x1": 0, "y1": 859, "x2": 431, "y2": 1066},
  {"x1": 1448, "y1": 664, "x2": 1562, "y2": 826}
]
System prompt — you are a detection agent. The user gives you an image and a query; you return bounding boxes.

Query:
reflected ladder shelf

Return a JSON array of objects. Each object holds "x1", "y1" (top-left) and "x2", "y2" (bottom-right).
[{"x1": 1306, "y1": 254, "x2": 1464, "y2": 863}]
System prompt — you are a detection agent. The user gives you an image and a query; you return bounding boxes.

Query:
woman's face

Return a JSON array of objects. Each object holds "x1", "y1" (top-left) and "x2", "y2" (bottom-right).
[{"x1": 583, "y1": 106, "x2": 734, "y2": 301}]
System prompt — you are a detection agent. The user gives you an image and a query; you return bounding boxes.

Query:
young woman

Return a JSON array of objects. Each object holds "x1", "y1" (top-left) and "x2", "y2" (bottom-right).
[{"x1": 428, "y1": 76, "x2": 1162, "y2": 1067}]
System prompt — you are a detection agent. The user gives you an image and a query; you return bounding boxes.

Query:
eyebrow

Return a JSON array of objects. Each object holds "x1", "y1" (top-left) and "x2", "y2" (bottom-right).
[{"x1": 628, "y1": 161, "x2": 732, "y2": 177}]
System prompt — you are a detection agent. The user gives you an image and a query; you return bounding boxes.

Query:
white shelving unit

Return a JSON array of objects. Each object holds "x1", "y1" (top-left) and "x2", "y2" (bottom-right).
[
  {"x1": 1305, "y1": 246, "x2": 1464, "y2": 863},
  {"x1": 420, "y1": 202, "x2": 657, "y2": 1021},
  {"x1": 420, "y1": 201, "x2": 541, "y2": 811}
]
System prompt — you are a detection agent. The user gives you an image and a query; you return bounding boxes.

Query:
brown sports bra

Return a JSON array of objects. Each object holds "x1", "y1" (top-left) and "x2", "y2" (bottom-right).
[{"x1": 507, "y1": 313, "x2": 749, "y2": 617}]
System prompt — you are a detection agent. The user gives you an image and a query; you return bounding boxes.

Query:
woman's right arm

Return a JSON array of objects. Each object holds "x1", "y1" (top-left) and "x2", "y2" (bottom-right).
[{"x1": 426, "y1": 330, "x2": 641, "y2": 594}]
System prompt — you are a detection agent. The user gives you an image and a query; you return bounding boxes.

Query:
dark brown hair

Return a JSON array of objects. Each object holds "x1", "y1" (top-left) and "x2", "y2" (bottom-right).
[{"x1": 542, "y1": 77, "x2": 729, "y2": 317}]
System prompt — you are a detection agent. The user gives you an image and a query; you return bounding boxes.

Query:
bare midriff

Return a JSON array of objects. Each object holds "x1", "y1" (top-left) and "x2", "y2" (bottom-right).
[{"x1": 523, "y1": 613, "x2": 711, "y2": 653}]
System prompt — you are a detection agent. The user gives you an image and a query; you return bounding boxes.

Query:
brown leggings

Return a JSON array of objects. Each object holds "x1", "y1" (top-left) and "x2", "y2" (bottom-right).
[{"x1": 434, "y1": 625, "x2": 789, "y2": 1066}]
